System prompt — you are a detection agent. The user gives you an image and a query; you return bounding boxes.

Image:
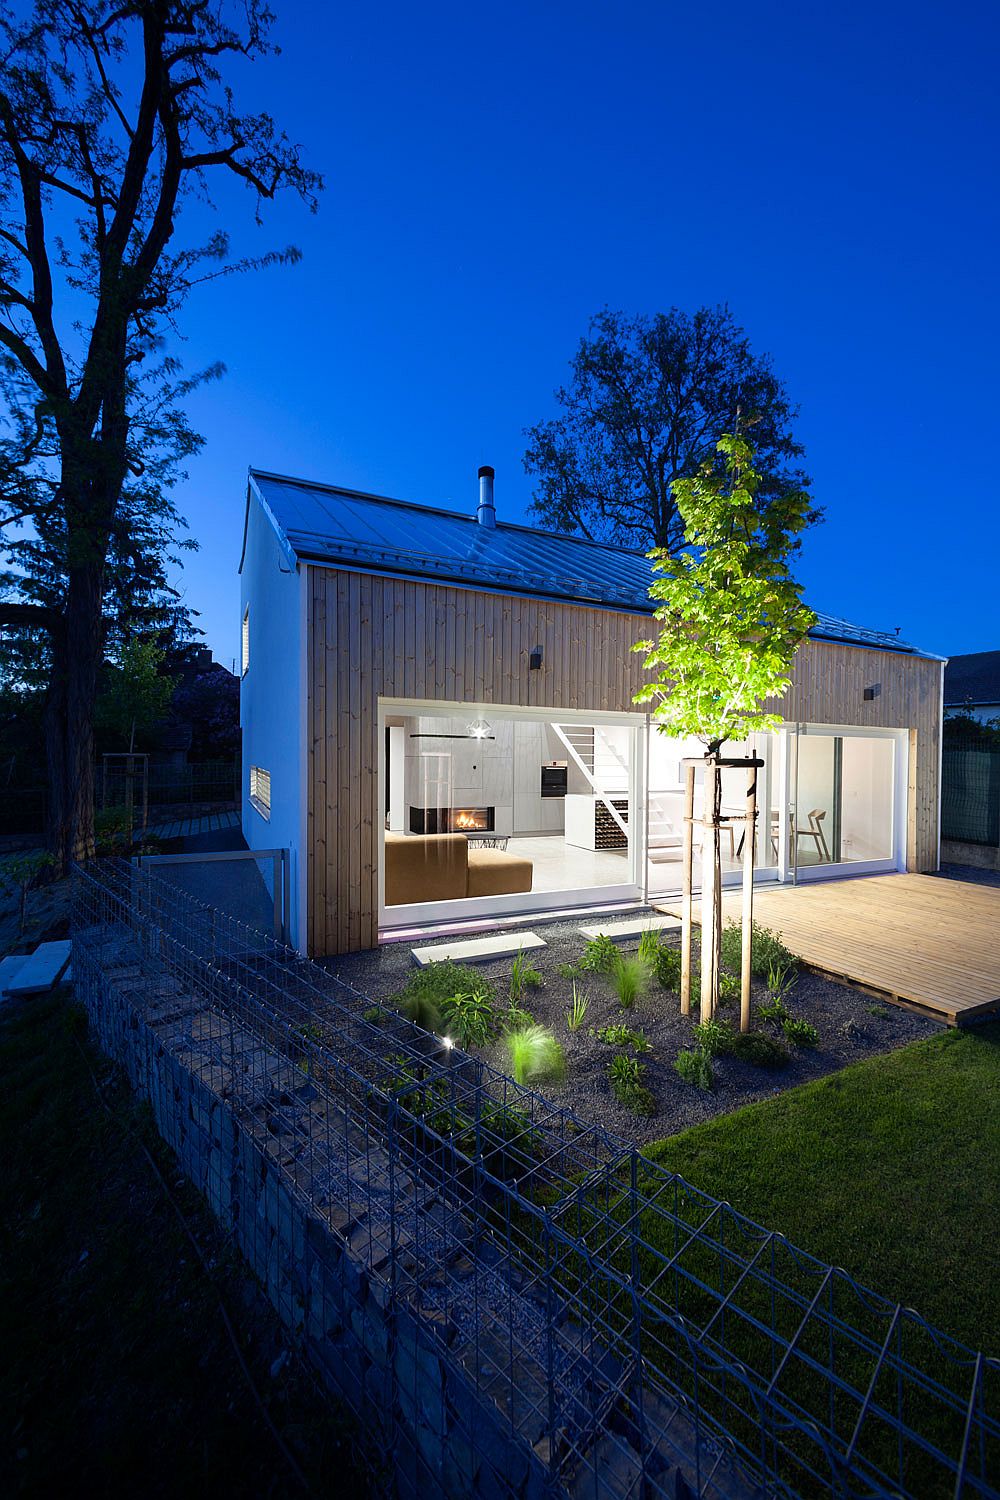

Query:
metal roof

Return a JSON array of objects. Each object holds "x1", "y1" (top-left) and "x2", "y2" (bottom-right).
[{"x1": 246, "y1": 469, "x2": 936, "y2": 658}]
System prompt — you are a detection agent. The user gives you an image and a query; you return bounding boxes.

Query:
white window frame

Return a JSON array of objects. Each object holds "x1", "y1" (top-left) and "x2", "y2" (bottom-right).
[
  {"x1": 249, "y1": 764, "x2": 271, "y2": 821},
  {"x1": 241, "y1": 606, "x2": 250, "y2": 677}
]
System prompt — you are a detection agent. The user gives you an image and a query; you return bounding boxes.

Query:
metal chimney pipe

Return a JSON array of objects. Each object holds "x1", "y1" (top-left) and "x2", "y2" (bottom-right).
[{"x1": 477, "y1": 465, "x2": 496, "y2": 528}]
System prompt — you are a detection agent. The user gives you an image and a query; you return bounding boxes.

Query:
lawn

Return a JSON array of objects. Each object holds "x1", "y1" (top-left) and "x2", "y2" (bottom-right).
[
  {"x1": 645, "y1": 1021, "x2": 1000, "y2": 1355},
  {"x1": 0, "y1": 989, "x2": 368, "y2": 1499}
]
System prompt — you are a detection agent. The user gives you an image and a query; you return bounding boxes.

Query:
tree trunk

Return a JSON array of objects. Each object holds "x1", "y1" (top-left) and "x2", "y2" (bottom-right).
[
  {"x1": 64, "y1": 561, "x2": 105, "y2": 864},
  {"x1": 43, "y1": 622, "x2": 71, "y2": 873}
]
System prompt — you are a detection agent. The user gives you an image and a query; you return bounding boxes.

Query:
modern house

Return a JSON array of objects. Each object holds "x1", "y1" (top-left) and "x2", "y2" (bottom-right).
[
  {"x1": 239, "y1": 467, "x2": 945, "y2": 957},
  {"x1": 943, "y1": 651, "x2": 1000, "y2": 725}
]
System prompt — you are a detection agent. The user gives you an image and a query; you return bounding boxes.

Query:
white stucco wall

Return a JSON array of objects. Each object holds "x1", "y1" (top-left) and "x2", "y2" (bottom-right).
[{"x1": 239, "y1": 493, "x2": 308, "y2": 951}]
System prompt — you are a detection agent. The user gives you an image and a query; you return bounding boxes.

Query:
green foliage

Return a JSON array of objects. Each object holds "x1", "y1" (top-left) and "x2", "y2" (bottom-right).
[
  {"x1": 506, "y1": 1004, "x2": 536, "y2": 1032},
  {"x1": 579, "y1": 933, "x2": 620, "y2": 974},
  {"x1": 596, "y1": 1024, "x2": 651, "y2": 1053},
  {"x1": 504, "y1": 1025, "x2": 566, "y2": 1087},
  {"x1": 757, "y1": 993, "x2": 790, "y2": 1024},
  {"x1": 717, "y1": 968, "x2": 741, "y2": 1004},
  {"x1": 650, "y1": 942, "x2": 682, "y2": 992},
  {"x1": 720, "y1": 920, "x2": 799, "y2": 980},
  {"x1": 397, "y1": 960, "x2": 494, "y2": 1008},
  {"x1": 398, "y1": 990, "x2": 441, "y2": 1033},
  {"x1": 95, "y1": 638, "x2": 173, "y2": 750},
  {"x1": 94, "y1": 805, "x2": 135, "y2": 854},
  {"x1": 440, "y1": 988, "x2": 498, "y2": 1048},
  {"x1": 674, "y1": 1048, "x2": 714, "y2": 1090},
  {"x1": 566, "y1": 982, "x2": 589, "y2": 1032},
  {"x1": 557, "y1": 961, "x2": 581, "y2": 979},
  {"x1": 637, "y1": 929, "x2": 662, "y2": 967},
  {"x1": 0, "y1": 849, "x2": 55, "y2": 933},
  {"x1": 612, "y1": 954, "x2": 650, "y2": 1009},
  {"x1": 633, "y1": 435, "x2": 816, "y2": 747},
  {"x1": 783, "y1": 1017, "x2": 819, "y2": 1049},
  {"x1": 510, "y1": 949, "x2": 544, "y2": 1001},
  {"x1": 362, "y1": 1006, "x2": 384, "y2": 1026},
  {"x1": 690, "y1": 1017, "x2": 734, "y2": 1057},
  {"x1": 728, "y1": 1032, "x2": 791, "y2": 1068},
  {"x1": 608, "y1": 1053, "x2": 656, "y2": 1115}
]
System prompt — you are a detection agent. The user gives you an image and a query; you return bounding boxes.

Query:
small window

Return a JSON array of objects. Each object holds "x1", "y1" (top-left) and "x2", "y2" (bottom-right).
[
  {"x1": 241, "y1": 607, "x2": 250, "y2": 676},
  {"x1": 250, "y1": 765, "x2": 271, "y2": 820}
]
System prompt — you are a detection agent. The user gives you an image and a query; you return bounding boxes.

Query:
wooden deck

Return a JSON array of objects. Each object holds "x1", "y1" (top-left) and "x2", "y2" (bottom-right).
[{"x1": 655, "y1": 873, "x2": 1000, "y2": 1026}]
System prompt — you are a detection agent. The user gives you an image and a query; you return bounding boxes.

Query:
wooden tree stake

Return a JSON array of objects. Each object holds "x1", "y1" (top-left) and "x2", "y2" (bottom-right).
[
  {"x1": 740, "y1": 761, "x2": 758, "y2": 1032},
  {"x1": 700, "y1": 756, "x2": 721, "y2": 1020},
  {"x1": 680, "y1": 762, "x2": 695, "y2": 1015}
]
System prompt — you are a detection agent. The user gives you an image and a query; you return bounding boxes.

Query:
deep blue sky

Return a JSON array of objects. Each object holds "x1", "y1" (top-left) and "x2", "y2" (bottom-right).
[{"x1": 172, "y1": 0, "x2": 999, "y2": 669}]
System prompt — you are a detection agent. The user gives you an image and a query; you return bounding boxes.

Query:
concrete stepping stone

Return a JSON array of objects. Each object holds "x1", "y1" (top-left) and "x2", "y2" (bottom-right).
[
  {"x1": 0, "y1": 952, "x2": 30, "y2": 999},
  {"x1": 411, "y1": 931, "x2": 546, "y2": 966},
  {"x1": 4, "y1": 939, "x2": 72, "y2": 995},
  {"x1": 578, "y1": 914, "x2": 680, "y2": 943}
]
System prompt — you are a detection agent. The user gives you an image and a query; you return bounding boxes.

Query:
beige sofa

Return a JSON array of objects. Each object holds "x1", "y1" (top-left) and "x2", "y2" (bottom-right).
[{"x1": 384, "y1": 832, "x2": 533, "y2": 907}]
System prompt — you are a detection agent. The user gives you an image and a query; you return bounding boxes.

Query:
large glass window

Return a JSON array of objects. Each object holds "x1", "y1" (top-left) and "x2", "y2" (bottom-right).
[
  {"x1": 380, "y1": 705, "x2": 641, "y2": 918},
  {"x1": 791, "y1": 731, "x2": 895, "y2": 868}
]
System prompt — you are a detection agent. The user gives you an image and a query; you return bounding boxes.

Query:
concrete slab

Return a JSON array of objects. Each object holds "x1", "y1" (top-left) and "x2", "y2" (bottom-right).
[
  {"x1": 0, "y1": 952, "x2": 30, "y2": 998},
  {"x1": 411, "y1": 932, "x2": 546, "y2": 966},
  {"x1": 579, "y1": 914, "x2": 680, "y2": 942},
  {"x1": 4, "y1": 939, "x2": 72, "y2": 995}
]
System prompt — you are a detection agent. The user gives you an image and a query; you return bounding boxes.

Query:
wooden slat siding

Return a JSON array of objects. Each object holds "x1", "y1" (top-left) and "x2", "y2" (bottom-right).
[{"x1": 307, "y1": 571, "x2": 942, "y2": 956}]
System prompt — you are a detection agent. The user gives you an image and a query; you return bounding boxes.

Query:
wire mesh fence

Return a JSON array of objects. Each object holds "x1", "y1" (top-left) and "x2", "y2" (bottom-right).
[
  {"x1": 942, "y1": 749, "x2": 1000, "y2": 846},
  {"x1": 71, "y1": 860, "x2": 1000, "y2": 1500}
]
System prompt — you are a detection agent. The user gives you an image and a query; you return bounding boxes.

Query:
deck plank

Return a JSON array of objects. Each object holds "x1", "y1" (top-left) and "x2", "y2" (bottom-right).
[{"x1": 654, "y1": 874, "x2": 1000, "y2": 1026}]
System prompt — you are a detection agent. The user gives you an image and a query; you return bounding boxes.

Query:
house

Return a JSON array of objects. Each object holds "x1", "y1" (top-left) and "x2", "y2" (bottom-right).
[
  {"x1": 239, "y1": 466, "x2": 945, "y2": 957},
  {"x1": 943, "y1": 651, "x2": 1000, "y2": 725}
]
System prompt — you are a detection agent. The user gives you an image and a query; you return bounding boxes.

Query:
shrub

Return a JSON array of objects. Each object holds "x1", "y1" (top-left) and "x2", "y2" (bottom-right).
[
  {"x1": 597, "y1": 1024, "x2": 651, "y2": 1053},
  {"x1": 728, "y1": 1032, "x2": 791, "y2": 1068},
  {"x1": 674, "y1": 1048, "x2": 714, "y2": 1090},
  {"x1": 650, "y1": 942, "x2": 682, "y2": 992},
  {"x1": 612, "y1": 953, "x2": 650, "y2": 1009},
  {"x1": 400, "y1": 960, "x2": 495, "y2": 1009},
  {"x1": 783, "y1": 1016, "x2": 820, "y2": 1048},
  {"x1": 504, "y1": 1025, "x2": 566, "y2": 1087},
  {"x1": 718, "y1": 969, "x2": 741, "y2": 1004},
  {"x1": 399, "y1": 990, "x2": 441, "y2": 1032},
  {"x1": 0, "y1": 849, "x2": 55, "y2": 933},
  {"x1": 757, "y1": 993, "x2": 790, "y2": 1024},
  {"x1": 440, "y1": 987, "x2": 498, "y2": 1048},
  {"x1": 720, "y1": 920, "x2": 798, "y2": 979},
  {"x1": 362, "y1": 1006, "x2": 384, "y2": 1025},
  {"x1": 510, "y1": 949, "x2": 544, "y2": 1001},
  {"x1": 608, "y1": 1053, "x2": 656, "y2": 1115},
  {"x1": 557, "y1": 961, "x2": 581, "y2": 979},
  {"x1": 637, "y1": 928, "x2": 664, "y2": 967},
  {"x1": 506, "y1": 1004, "x2": 535, "y2": 1031},
  {"x1": 690, "y1": 1017, "x2": 734, "y2": 1057},
  {"x1": 579, "y1": 933, "x2": 620, "y2": 974},
  {"x1": 566, "y1": 982, "x2": 589, "y2": 1032}
]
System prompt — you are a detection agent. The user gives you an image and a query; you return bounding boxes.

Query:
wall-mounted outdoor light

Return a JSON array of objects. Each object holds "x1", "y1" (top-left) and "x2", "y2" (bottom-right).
[
  {"x1": 467, "y1": 717, "x2": 493, "y2": 739},
  {"x1": 863, "y1": 683, "x2": 882, "y2": 701},
  {"x1": 529, "y1": 646, "x2": 543, "y2": 671}
]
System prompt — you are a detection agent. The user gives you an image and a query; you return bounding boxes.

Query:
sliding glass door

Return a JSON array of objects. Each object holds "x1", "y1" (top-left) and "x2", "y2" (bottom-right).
[{"x1": 785, "y1": 725, "x2": 904, "y2": 880}]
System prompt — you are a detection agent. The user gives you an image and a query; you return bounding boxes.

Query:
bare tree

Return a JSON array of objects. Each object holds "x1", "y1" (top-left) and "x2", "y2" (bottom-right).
[{"x1": 0, "y1": 0, "x2": 320, "y2": 867}]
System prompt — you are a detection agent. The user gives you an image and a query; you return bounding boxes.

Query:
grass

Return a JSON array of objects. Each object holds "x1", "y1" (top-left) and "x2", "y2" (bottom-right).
[
  {"x1": 0, "y1": 990, "x2": 367, "y2": 1499},
  {"x1": 646, "y1": 1023, "x2": 1000, "y2": 1355}
]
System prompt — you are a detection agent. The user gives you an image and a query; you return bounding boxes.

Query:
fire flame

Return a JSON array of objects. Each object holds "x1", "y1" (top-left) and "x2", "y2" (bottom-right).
[{"x1": 454, "y1": 811, "x2": 484, "y2": 830}]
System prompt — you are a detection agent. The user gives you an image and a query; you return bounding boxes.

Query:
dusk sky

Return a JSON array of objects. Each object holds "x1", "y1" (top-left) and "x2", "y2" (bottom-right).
[{"x1": 173, "y1": 0, "x2": 999, "y2": 669}]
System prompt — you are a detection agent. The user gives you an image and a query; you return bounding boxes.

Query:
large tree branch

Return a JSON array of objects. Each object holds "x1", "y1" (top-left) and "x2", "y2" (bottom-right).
[{"x1": 0, "y1": 601, "x2": 59, "y2": 631}]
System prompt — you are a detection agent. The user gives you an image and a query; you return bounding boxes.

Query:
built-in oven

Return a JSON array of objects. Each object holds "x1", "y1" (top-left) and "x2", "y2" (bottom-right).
[{"x1": 540, "y1": 762, "x2": 568, "y2": 799}]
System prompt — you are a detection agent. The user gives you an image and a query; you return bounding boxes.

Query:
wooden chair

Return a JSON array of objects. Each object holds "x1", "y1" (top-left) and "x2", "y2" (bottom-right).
[{"x1": 796, "y1": 808, "x2": 832, "y2": 863}]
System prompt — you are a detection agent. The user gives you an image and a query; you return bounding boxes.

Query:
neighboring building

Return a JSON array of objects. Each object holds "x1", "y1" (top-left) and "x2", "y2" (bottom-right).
[
  {"x1": 239, "y1": 466, "x2": 945, "y2": 957},
  {"x1": 943, "y1": 651, "x2": 1000, "y2": 725}
]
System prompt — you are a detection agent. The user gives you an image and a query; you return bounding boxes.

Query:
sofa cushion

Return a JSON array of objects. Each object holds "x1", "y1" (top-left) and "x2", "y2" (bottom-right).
[
  {"x1": 466, "y1": 850, "x2": 533, "y2": 899},
  {"x1": 384, "y1": 832, "x2": 468, "y2": 906}
]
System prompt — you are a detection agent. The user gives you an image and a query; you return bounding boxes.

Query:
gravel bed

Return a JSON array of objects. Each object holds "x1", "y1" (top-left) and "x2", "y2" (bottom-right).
[{"x1": 321, "y1": 912, "x2": 941, "y2": 1150}]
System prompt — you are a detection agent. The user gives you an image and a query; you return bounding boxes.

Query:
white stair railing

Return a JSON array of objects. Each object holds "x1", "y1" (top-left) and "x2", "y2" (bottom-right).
[{"x1": 552, "y1": 724, "x2": 630, "y2": 840}]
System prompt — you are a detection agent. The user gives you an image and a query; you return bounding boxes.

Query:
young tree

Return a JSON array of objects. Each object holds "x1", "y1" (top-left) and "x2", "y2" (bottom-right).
[
  {"x1": 95, "y1": 636, "x2": 173, "y2": 751},
  {"x1": 633, "y1": 434, "x2": 816, "y2": 1020},
  {"x1": 0, "y1": 1, "x2": 320, "y2": 868},
  {"x1": 524, "y1": 306, "x2": 817, "y2": 554}
]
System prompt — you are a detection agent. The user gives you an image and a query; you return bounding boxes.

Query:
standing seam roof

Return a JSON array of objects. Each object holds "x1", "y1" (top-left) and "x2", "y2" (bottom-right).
[{"x1": 246, "y1": 469, "x2": 936, "y2": 659}]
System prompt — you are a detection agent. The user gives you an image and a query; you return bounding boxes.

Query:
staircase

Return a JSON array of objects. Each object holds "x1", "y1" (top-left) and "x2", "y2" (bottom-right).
[{"x1": 551, "y1": 725, "x2": 630, "y2": 840}]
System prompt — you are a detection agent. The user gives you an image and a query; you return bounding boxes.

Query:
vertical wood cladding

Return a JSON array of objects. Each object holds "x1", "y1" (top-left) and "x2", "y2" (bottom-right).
[{"x1": 308, "y1": 571, "x2": 942, "y2": 955}]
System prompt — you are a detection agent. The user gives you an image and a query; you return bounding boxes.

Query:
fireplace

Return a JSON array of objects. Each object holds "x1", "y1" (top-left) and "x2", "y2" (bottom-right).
[{"x1": 409, "y1": 806, "x2": 495, "y2": 835}]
